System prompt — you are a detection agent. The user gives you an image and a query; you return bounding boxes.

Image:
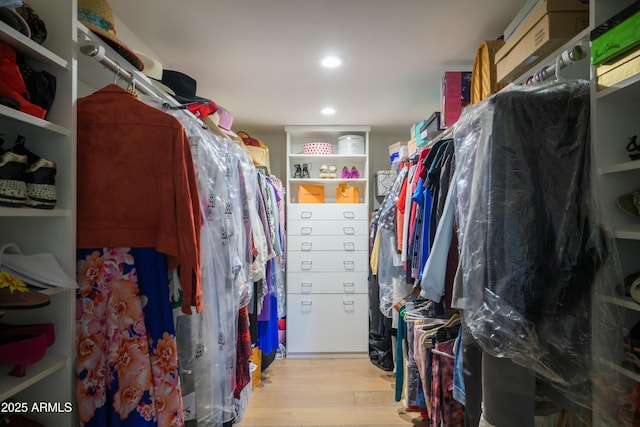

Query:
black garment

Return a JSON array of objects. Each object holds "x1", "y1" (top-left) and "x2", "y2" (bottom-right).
[{"x1": 463, "y1": 81, "x2": 608, "y2": 404}]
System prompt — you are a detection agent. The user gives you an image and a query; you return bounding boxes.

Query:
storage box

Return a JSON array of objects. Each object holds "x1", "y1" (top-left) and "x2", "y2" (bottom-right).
[
  {"x1": 504, "y1": 0, "x2": 588, "y2": 41},
  {"x1": 591, "y1": 9, "x2": 640, "y2": 65},
  {"x1": 596, "y1": 46, "x2": 640, "y2": 90},
  {"x1": 302, "y1": 142, "x2": 333, "y2": 155},
  {"x1": 337, "y1": 134, "x2": 364, "y2": 154},
  {"x1": 495, "y1": 1, "x2": 589, "y2": 83},
  {"x1": 418, "y1": 112, "x2": 442, "y2": 147},
  {"x1": 298, "y1": 184, "x2": 325, "y2": 203},
  {"x1": 441, "y1": 71, "x2": 471, "y2": 128}
]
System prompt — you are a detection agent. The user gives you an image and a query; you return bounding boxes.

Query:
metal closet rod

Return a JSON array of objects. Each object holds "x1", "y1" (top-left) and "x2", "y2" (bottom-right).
[
  {"x1": 526, "y1": 43, "x2": 588, "y2": 84},
  {"x1": 78, "y1": 36, "x2": 161, "y2": 100}
]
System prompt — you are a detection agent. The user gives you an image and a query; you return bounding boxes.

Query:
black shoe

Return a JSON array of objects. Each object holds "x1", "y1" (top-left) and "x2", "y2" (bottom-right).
[
  {"x1": 0, "y1": 141, "x2": 28, "y2": 207},
  {"x1": 11, "y1": 135, "x2": 56, "y2": 209},
  {"x1": 294, "y1": 164, "x2": 302, "y2": 178},
  {"x1": 302, "y1": 163, "x2": 310, "y2": 178}
]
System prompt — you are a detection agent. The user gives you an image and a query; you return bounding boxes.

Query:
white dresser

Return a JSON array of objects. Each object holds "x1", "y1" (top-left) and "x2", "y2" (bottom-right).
[{"x1": 285, "y1": 126, "x2": 370, "y2": 357}]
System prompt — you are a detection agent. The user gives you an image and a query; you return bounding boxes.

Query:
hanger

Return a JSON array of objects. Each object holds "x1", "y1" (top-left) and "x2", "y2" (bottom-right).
[{"x1": 420, "y1": 312, "x2": 460, "y2": 348}]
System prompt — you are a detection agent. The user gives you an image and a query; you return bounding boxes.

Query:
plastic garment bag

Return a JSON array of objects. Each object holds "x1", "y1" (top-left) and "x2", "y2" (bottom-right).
[
  {"x1": 453, "y1": 80, "x2": 620, "y2": 408},
  {"x1": 374, "y1": 167, "x2": 410, "y2": 318}
]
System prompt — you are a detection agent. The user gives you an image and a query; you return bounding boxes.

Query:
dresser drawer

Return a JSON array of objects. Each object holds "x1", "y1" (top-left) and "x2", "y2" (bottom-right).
[
  {"x1": 288, "y1": 204, "x2": 369, "y2": 221},
  {"x1": 287, "y1": 272, "x2": 368, "y2": 294},
  {"x1": 287, "y1": 251, "x2": 368, "y2": 273},
  {"x1": 286, "y1": 294, "x2": 368, "y2": 354},
  {"x1": 287, "y1": 220, "x2": 369, "y2": 236},
  {"x1": 288, "y1": 235, "x2": 368, "y2": 252}
]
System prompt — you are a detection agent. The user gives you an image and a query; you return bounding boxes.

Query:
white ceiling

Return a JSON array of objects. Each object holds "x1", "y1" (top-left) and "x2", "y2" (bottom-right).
[{"x1": 107, "y1": 0, "x2": 529, "y2": 135}]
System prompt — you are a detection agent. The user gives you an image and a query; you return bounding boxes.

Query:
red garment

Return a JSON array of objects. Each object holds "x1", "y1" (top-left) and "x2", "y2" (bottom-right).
[{"x1": 77, "y1": 84, "x2": 203, "y2": 314}]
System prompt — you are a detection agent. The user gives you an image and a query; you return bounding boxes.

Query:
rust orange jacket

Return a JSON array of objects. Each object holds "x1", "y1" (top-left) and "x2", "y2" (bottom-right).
[{"x1": 77, "y1": 84, "x2": 203, "y2": 314}]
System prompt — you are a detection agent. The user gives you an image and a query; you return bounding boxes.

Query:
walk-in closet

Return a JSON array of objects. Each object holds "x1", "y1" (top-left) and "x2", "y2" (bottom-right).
[{"x1": 0, "y1": 0, "x2": 639, "y2": 426}]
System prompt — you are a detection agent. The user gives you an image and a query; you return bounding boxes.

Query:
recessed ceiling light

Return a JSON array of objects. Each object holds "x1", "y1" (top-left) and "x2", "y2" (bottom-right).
[
  {"x1": 321, "y1": 56, "x2": 343, "y2": 68},
  {"x1": 321, "y1": 107, "x2": 336, "y2": 115}
]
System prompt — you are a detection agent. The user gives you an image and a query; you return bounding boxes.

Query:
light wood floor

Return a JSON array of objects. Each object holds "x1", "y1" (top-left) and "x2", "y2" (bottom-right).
[{"x1": 236, "y1": 357, "x2": 429, "y2": 427}]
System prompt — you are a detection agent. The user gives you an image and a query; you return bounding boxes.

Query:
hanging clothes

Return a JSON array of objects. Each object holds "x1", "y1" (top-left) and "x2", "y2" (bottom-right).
[{"x1": 75, "y1": 248, "x2": 184, "y2": 427}]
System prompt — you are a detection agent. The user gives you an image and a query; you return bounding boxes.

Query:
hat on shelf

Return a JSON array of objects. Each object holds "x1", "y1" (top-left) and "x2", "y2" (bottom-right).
[
  {"x1": 134, "y1": 51, "x2": 175, "y2": 95},
  {"x1": 77, "y1": 0, "x2": 144, "y2": 71},
  {"x1": 0, "y1": 6, "x2": 30, "y2": 38},
  {"x1": 14, "y1": 1, "x2": 47, "y2": 44},
  {"x1": 201, "y1": 105, "x2": 238, "y2": 138},
  {"x1": 616, "y1": 187, "x2": 640, "y2": 218},
  {"x1": 160, "y1": 69, "x2": 210, "y2": 104}
]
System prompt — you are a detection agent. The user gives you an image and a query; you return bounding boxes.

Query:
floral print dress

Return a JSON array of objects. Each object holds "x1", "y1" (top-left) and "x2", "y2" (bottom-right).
[{"x1": 76, "y1": 247, "x2": 184, "y2": 427}]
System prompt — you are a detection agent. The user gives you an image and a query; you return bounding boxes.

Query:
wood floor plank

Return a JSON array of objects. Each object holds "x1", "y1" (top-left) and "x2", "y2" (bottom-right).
[{"x1": 236, "y1": 358, "x2": 427, "y2": 427}]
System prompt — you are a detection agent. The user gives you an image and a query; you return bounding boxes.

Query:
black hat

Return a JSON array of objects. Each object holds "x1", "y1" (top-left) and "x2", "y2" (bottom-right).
[{"x1": 160, "y1": 70, "x2": 210, "y2": 104}]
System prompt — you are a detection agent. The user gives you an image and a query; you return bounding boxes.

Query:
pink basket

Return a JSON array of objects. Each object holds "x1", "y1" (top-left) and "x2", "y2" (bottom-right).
[{"x1": 302, "y1": 142, "x2": 333, "y2": 155}]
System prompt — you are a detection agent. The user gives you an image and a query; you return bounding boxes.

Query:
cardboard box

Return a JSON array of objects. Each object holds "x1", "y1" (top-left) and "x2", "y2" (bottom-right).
[
  {"x1": 298, "y1": 184, "x2": 324, "y2": 203},
  {"x1": 496, "y1": 11, "x2": 589, "y2": 82},
  {"x1": 496, "y1": 0, "x2": 589, "y2": 83},
  {"x1": 441, "y1": 71, "x2": 471, "y2": 128},
  {"x1": 504, "y1": 0, "x2": 588, "y2": 41},
  {"x1": 596, "y1": 46, "x2": 640, "y2": 90}
]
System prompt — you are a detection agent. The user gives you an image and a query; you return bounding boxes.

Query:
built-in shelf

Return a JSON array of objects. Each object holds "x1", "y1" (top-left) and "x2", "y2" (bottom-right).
[
  {"x1": 0, "y1": 22, "x2": 68, "y2": 70},
  {"x1": 0, "y1": 354, "x2": 67, "y2": 402},
  {"x1": 599, "y1": 160, "x2": 640, "y2": 175},
  {"x1": 599, "y1": 294, "x2": 640, "y2": 312},
  {"x1": 599, "y1": 357, "x2": 640, "y2": 383},
  {"x1": 289, "y1": 154, "x2": 368, "y2": 160},
  {"x1": 0, "y1": 207, "x2": 72, "y2": 218},
  {"x1": 0, "y1": 105, "x2": 71, "y2": 136},
  {"x1": 289, "y1": 178, "x2": 367, "y2": 184},
  {"x1": 614, "y1": 225, "x2": 640, "y2": 240}
]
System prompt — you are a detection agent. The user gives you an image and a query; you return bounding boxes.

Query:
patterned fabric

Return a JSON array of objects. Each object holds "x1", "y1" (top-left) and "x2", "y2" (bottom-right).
[
  {"x1": 75, "y1": 247, "x2": 183, "y2": 427},
  {"x1": 430, "y1": 339, "x2": 465, "y2": 427}
]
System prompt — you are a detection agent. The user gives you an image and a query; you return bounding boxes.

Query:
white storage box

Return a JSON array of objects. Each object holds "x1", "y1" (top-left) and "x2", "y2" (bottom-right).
[{"x1": 337, "y1": 135, "x2": 365, "y2": 155}]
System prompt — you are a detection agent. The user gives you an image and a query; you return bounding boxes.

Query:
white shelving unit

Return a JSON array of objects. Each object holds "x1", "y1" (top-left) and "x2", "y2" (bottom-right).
[
  {"x1": 285, "y1": 126, "x2": 370, "y2": 358},
  {"x1": 590, "y1": 0, "x2": 640, "y2": 424},
  {"x1": 0, "y1": 0, "x2": 75, "y2": 425}
]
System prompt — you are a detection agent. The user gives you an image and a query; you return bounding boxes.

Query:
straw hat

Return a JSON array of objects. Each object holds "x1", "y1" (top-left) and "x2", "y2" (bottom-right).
[
  {"x1": 77, "y1": 0, "x2": 143, "y2": 71},
  {"x1": 134, "y1": 51, "x2": 175, "y2": 95}
]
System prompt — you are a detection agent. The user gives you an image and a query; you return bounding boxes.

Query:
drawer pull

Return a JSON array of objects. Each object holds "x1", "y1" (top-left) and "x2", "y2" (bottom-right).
[
  {"x1": 300, "y1": 211, "x2": 312, "y2": 219},
  {"x1": 343, "y1": 211, "x2": 355, "y2": 219},
  {"x1": 301, "y1": 226, "x2": 313, "y2": 235},
  {"x1": 343, "y1": 260, "x2": 355, "y2": 270},
  {"x1": 343, "y1": 282, "x2": 355, "y2": 293},
  {"x1": 343, "y1": 242, "x2": 355, "y2": 251},
  {"x1": 343, "y1": 226, "x2": 355, "y2": 235},
  {"x1": 301, "y1": 260, "x2": 313, "y2": 270},
  {"x1": 301, "y1": 300, "x2": 313, "y2": 306},
  {"x1": 343, "y1": 300, "x2": 355, "y2": 305},
  {"x1": 301, "y1": 242, "x2": 312, "y2": 251},
  {"x1": 300, "y1": 282, "x2": 313, "y2": 293}
]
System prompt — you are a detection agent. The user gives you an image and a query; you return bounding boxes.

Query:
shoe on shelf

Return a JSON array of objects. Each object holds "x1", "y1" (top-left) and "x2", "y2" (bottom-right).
[
  {"x1": 0, "y1": 332, "x2": 48, "y2": 377},
  {"x1": 0, "y1": 322, "x2": 55, "y2": 347},
  {"x1": 302, "y1": 163, "x2": 310, "y2": 178},
  {"x1": 11, "y1": 135, "x2": 57, "y2": 209},
  {"x1": 293, "y1": 164, "x2": 302, "y2": 178},
  {"x1": 0, "y1": 140, "x2": 28, "y2": 207},
  {"x1": 350, "y1": 166, "x2": 360, "y2": 179},
  {"x1": 341, "y1": 166, "x2": 351, "y2": 179}
]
